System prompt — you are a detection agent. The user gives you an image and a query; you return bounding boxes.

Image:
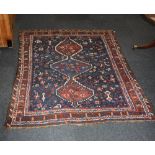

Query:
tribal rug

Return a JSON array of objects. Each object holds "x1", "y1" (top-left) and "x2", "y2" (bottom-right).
[{"x1": 6, "y1": 30, "x2": 155, "y2": 128}]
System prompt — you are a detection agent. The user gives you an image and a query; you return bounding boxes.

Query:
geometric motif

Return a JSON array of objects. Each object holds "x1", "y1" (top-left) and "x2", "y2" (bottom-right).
[
  {"x1": 52, "y1": 38, "x2": 94, "y2": 105},
  {"x1": 56, "y1": 79, "x2": 94, "y2": 105},
  {"x1": 51, "y1": 58, "x2": 92, "y2": 77},
  {"x1": 55, "y1": 38, "x2": 82, "y2": 56}
]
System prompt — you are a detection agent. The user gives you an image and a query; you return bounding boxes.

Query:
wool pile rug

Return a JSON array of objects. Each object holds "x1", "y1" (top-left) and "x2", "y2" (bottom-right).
[{"x1": 6, "y1": 30, "x2": 155, "y2": 128}]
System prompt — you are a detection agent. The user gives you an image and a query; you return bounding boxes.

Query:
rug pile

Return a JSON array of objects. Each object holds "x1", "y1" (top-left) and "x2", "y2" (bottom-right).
[{"x1": 6, "y1": 30, "x2": 154, "y2": 128}]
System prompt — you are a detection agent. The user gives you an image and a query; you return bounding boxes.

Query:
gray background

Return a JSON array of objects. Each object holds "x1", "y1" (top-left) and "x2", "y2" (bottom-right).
[{"x1": 0, "y1": 15, "x2": 155, "y2": 140}]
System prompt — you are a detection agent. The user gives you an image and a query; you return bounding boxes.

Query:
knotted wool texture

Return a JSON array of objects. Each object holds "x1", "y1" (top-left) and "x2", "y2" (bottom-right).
[{"x1": 6, "y1": 30, "x2": 155, "y2": 128}]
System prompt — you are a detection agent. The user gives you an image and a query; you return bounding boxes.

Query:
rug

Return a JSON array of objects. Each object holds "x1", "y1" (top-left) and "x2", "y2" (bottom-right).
[{"x1": 6, "y1": 30, "x2": 155, "y2": 128}]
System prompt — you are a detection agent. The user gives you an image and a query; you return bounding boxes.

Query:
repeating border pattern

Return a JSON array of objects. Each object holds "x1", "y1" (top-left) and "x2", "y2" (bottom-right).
[{"x1": 5, "y1": 29, "x2": 155, "y2": 128}]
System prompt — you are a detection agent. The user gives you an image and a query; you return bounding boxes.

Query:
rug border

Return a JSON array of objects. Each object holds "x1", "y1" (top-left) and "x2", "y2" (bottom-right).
[{"x1": 111, "y1": 31, "x2": 155, "y2": 114}]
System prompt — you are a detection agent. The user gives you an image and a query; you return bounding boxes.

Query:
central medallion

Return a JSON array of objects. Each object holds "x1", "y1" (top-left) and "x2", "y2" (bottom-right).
[
  {"x1": 52, "y1": 38, "x2": 94, "y2": 106},
  {"x1": 51, "y1": 58, "x2": 92, "y2": 77},
  {"x1": 55, "y1": 37, "x2": 82, "y2": 56},
  {"x1": 56, "y1": 79, "x2": 94, "y2": 104}
]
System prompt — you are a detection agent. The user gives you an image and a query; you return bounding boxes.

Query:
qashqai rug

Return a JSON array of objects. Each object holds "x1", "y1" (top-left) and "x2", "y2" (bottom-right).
[{"x1": 6, "y1": 30, "x2": 155, "y2": 128}]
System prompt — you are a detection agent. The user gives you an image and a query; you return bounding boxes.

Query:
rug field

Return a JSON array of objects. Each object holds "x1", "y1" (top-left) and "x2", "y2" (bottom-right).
[{"x1": 6, "y1": 30, "x2": 155, "y2": 128}]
